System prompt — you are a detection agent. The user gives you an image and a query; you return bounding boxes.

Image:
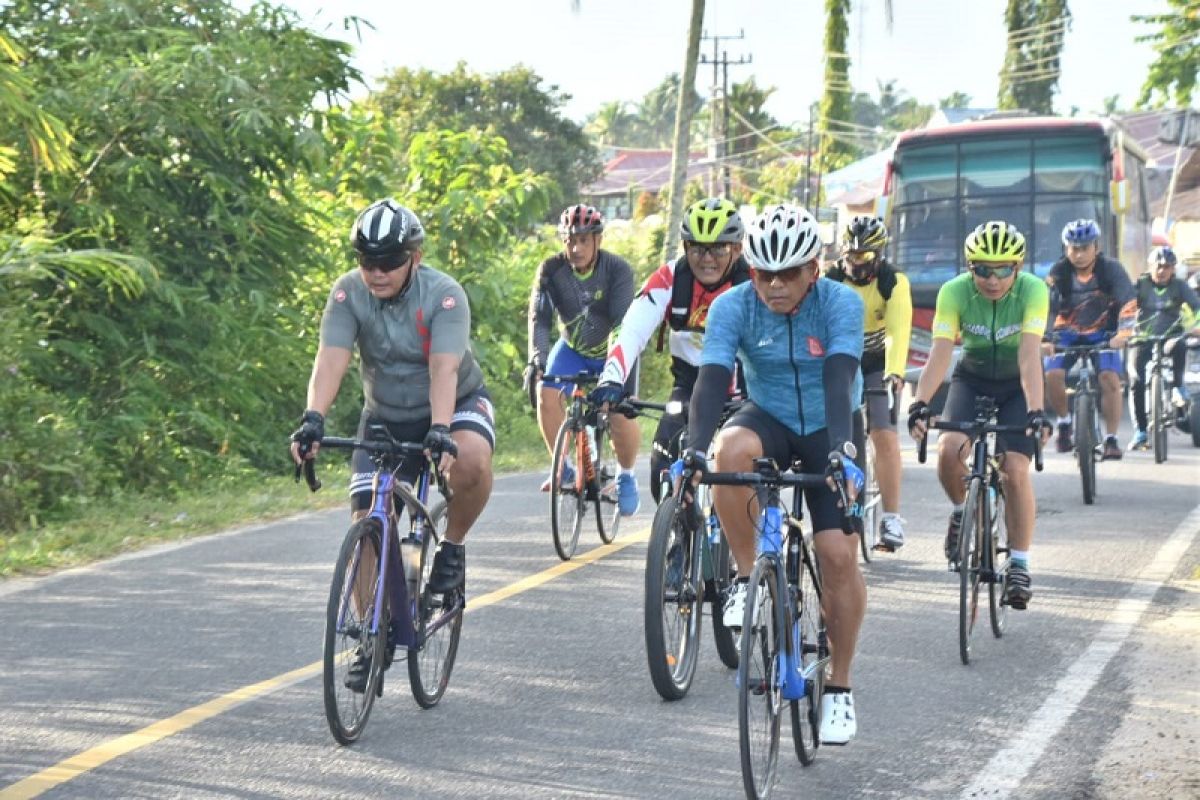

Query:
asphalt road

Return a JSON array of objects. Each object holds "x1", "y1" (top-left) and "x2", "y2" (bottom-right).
[{"x1": 1, "y1": 426, "x2": 1198, "y2": 800}]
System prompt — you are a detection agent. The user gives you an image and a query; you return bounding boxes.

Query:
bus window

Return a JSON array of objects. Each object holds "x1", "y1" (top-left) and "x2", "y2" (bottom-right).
[
  {"x1": 896, "y1": 144, "x2": 956, "y2": 204},
  {"x1": 960, "y1": 139, "x2": 1031, "y2": 196},
  {"x1": 893, "y1": 199, "x2": 957, "y2": 285},
  {"x1": 1034, "y1": 137, "x2": 1107, "y2": 194},
  {"x1": 963, "y1": 201, "x2": 1033, "y2": 258},
  {"x1": 1033, "y1": 197, "x2": 1105, "y2": 276}
]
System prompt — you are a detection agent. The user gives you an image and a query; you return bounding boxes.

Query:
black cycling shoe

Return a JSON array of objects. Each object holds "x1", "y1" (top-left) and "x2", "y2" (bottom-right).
[
  {"x1": 427, "y1": 542, "x2": 466, "y2": 594},
  {"x1": 945, "y1": 509, "x2": 964, "y2": 563},
  {"x1": 344, "y1": 647, "x2": 370, "y2": 694},
  {"x1": 1006, "y1": 563, "x2": 1033, "y2": 610},
  {"x1": 1055, "y1": 422, "x2": 1073, "y2": 453}
]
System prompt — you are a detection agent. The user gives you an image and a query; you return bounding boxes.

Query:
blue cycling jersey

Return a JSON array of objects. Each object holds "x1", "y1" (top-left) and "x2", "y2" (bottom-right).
[{"x1": 701, "y1": 279, "x2": 864, "y2": 437}]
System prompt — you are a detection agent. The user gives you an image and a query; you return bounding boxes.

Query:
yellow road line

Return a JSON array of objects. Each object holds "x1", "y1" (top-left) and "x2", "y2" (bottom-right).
[{"x1": 0, "y1": 528, "x2": 650, "y2": 799}]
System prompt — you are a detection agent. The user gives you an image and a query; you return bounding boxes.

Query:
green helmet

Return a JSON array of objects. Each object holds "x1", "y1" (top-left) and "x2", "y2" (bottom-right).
[
  {"x1": 964, "y1": 220, "x2": 1026, "y2": 263},
  {"x1": 681, "y1": 198, "x2": 744, "y2": 244}
]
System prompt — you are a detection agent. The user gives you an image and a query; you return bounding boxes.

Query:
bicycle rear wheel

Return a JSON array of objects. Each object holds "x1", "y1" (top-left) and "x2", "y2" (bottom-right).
[
  {"x1": 323, "y1": 518, "x2": 386, "y2": 745},
  {"x1": 859, "y1": 437, "x2": 880, "y2": 562},
  {"x1": 1075, "y1": 392, "x2": 1097, "y2": 505},
  {"x1": 958, "y1": 478, "x2": 984, "y2": 665},
  {"x1": 790, "y1": 537, "x2": 824, "y2": 766},
  {"x1": 550, "y1": 420, "x2": 585, "y2": 560},
  {"x1": 408, "y1": 501, "x2": 462, "y2": 708},
  {"x1": 593, "y1": 420, "x2": 621, "y2": 543},
  {"x1": 987, "y1": 481, "x2": 1009, "y2": 638},
  {"x1": 1152, "y1": 371, "x2": 1168, "y2": 463},
  {"x1": 739, "y1": 558, "x2": 781, "y2": 800},
  {"x1": 709, "y1": 511, "x2": 740, "y2": 670},
  {"x1": 643, "y1": 497, "x2": 703, "y2": 700}
]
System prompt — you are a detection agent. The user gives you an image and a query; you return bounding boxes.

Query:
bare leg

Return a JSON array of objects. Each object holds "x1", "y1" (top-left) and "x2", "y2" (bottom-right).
[
  {"x1": 711, "y1": 427, "x2": 762, "y2": 578},
  {"x1": 815, "y1": 530, "x2": 866, "y2": 687},
  {"x1": 870, "y1": 428, "x2": 902, "y2": 513},
  {"x1": 537, "y1": 385, "x2": 566, "y2": 456},
  {"x1": 1045, "y1": 368, "x2": 1068, "y2": 418},
  {"x1": 609, "y1": 412, "x2": 640, "y2": 469},
  {"x1": 1099, "y1": 370, "x2": 1123, "y2": 436},
  {"x1": 936, "y1": 432, "x2": 970, "y2": 504},
  {"x1": 443, "y1": 430, "x2": 493, "y2": 544}
]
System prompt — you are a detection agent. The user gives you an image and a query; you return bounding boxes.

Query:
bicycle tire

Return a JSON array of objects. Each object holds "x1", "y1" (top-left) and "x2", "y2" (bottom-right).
[
  {"x1": 987, "y1": 479, "x2": 1009, "y2": 639},
  {"x1": 790, "y1": 534, "x2": 823, "y2": 766},
  {"x1": 958, "y1": 477, "x2": 984, "y2": 665},
  {"x1": 643, "y1": 497, "x2": 703, "y2": 700},
  {"x1": 710, "y1": 518, "x2": 740, "y2": 670},
  {"x1": 550, "y1": 419, "x2": 584, "y2": 560},
  {"x1": 1191, "y1": 399, "x2": 1200, "y2": 447},
  {"x1": 1152, "y1": 371, "x2": 1167, "y2": 463},
  {"x1": 323, "y1": 518, "x2": 386, "y2": 745},
  {"x1": 859, "y1": 437, "x2": 880, "y2": 563},
  {"x1": 1075, "y1": 391, "x2": 1096, "y2": 505},
  {"x1": 738, "y1": 558, "x2": 781, "y2": 800},
  {"x1": 408, "y1": 501, "x2": 462, "y2": 708},
  {"x1": 593, "y1": 420, "x2": 621, "y2": 543}
]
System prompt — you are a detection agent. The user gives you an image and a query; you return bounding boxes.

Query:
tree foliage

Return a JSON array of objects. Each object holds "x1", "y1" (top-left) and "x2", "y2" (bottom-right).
[
  {"x1": 820, "y1": 0, "x2": 855, "y2": 170},
  {"x1": 1134, "y1": 0, "x2": 1199, "y2": 108},
  {"x1": 997, "y1": 0, "x2": 1071, "y2": 114}
]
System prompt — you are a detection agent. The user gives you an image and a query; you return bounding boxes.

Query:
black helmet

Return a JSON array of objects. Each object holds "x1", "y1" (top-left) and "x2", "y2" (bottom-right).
[{"x1": 352, "y1": 199, "x2": 425, "y2": 259}]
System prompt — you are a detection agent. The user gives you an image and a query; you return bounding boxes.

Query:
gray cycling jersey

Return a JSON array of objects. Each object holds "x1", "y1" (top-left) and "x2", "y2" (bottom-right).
[
  {"x1": 320, "y1": 265, "x2": 484, "y2": 423},
  {"x1": 528, "y1": 250, "x2": 635, "y2": 362}
]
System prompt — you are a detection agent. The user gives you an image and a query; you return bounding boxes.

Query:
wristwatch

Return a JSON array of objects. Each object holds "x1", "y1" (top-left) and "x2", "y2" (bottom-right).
[{"x1": 836, "y1": 441, "x2": 857, "y2": 461}]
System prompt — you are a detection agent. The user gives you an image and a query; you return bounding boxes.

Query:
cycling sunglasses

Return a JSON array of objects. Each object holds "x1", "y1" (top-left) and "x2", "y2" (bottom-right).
[
  {"x1": 846, "y1": 250, "x2": 877, "y2": 265},
  {"x1": 969, "y1": 262, "x2": 1018, "y2": 279},
  {"x1": 359, "y1": 253, "x2": 414, "y2": 274},
  {"x1": 751, "y1": 265, "x2": 808, "y2": 284},
  {"x1": 685, "y1": 242, "x2": 733, "y2": 258}
]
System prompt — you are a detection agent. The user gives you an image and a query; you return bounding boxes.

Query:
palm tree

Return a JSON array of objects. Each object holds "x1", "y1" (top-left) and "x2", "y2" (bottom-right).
[{"x1": 663, "y1": 0, "x2": 705, "y2": 260}]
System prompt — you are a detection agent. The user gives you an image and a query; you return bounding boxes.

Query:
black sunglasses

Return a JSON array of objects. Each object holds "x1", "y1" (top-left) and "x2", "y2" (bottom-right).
[
  {"x1": 358, "y1": 253, "x2": 414, "y2": 274},
  {"x1": 685, "y1": 242, "x2": 732, "y2": 258}
]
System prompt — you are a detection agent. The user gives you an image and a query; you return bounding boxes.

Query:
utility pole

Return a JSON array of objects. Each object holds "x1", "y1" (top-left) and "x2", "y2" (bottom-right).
[
  {"x1": 700, "y1": 30, "x2": 751, "y2": 198},
  {"x1": 803, "y1": 102, "x2": 816, "y2": 206}
]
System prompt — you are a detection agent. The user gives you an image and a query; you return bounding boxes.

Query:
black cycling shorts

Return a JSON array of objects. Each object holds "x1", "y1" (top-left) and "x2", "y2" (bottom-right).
[{"x1": 942, "y1": 371, "x2": 1033, "y2": 458}]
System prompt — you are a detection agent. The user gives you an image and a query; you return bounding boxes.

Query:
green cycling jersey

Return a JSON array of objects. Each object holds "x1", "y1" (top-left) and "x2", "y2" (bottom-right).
[{"x1": 931, "y1": 271, "x2": 1049, "y2": 381}]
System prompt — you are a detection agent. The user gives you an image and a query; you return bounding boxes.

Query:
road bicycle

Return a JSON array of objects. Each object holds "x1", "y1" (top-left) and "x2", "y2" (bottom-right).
[
  {"x1": 296, "y1": 431, "x2": 461, "y2": 744},
  {"x1": 542, "y1": 372, "x2": 624, "y2": 560},
  {"x1": 854, "y1": 383, "x2": 896, "y2": 562},
  {"x1": 1131, "y1": 329, "x2": 1187, "y2": 463},
  {"x1": 1055, "y1": 342, "x2": 1109, "y2": 504},
  {"x1": 918, "y1": 397, "x2": 1042, "y2": 665},
  {"x1": 702, "y1": 458, "x2": 855, "y2": 799}
]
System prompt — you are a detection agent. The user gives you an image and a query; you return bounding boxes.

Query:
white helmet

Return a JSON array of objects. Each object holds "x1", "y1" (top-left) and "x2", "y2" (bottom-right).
[{"x1": 744, "y1": 204, "x2": 823, "y2": 271}]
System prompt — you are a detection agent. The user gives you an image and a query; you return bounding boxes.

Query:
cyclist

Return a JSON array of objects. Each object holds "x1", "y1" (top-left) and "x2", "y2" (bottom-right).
[
  {"x1": 524, "y1": 204, "x2": 641, "y2": 514},
  {"x1": 289, "y1": 199, "x2": 495, "y2": 679},
  {"x1": 825, "y1": 215, "x2": 912, "y2": 550},
  {"x1": 907, "y1": 221, "x2": 1051, "y2": 611},
  {"x1": 589, "y1": 197, "x2": 750, "y2": 503},
  {"x1": 1043, "y1": 219, "x2": 1136, "y2": 459},
  {"x1": 682, "y1": 204, "x2": 867, "y2": 745},
  {"x1": 1128, "y1": 245, "x2": 1200, "y2": 450}
]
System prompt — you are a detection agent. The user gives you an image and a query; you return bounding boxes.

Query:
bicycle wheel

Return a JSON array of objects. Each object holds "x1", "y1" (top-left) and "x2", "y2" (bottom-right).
[
  {"x1": 643, "y1": 497, "x2": 703, "y2": 700},
  {"x1": 987, "y1": 481, "x2": 1009, "y2": 638},
  {"x1": 709, "y1": 511, "x2": 740, "y2": 670},
  {"x1": 958, "y1": 477, "x2": 984, "y2": 665},
  {"x1": 323, "y1": 518, "x2": 387, "y2": 745},
  {"x1": 790, "y1": 536, "x2": 824, "y2": 766},
  {"x1": 1075, "y1": 392, "x2": 1096, "y2": 505},
  {"x1": 1152, "y1": 371, "x2": 1167, "y2": 463},
  {"x1": 593, "y1": 420, "x2": 621, "y2": 543},
  {"x1": 739, "y1": 558, "x2": 781, "y2": 800},
  {"x1": 408, "y1": 501, "x2": 462, "y2": 708},
  {"x1": 550, "y1": 420, "x2": 585, "y2": 560},
  {"x1": 859, "y1": 437, "x2": 880, "y2": 562}
]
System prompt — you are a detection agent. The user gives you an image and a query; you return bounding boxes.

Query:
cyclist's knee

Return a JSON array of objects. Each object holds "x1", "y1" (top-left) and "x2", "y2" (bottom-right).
[
  {"x1": 713, "y1": 427, "x2": 762, "y2": 468},
  {"x1": 814, "y1": 534, "x2": 858, "y2": 575}
]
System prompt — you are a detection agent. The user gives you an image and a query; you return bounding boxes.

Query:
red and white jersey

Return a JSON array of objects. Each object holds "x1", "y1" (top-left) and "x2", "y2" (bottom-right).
[{"x1": 599, "y1": 260, "x2": 735, "y2": 385}]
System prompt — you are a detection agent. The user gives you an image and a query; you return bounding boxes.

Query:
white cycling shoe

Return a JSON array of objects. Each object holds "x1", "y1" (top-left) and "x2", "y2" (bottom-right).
[
  {"x1": 879, "y1": 514, "x2": 906, "y2": 549},
  {"x1": 722, "y1": 581, "x2": 765, "y2": 630},
  {"x1": 820, "y1": 691, "x2": 857, "y2": 745}
]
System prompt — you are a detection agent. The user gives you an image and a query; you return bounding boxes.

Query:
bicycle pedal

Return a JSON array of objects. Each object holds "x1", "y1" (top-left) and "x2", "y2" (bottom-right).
[{"x1": 871, "y1": 542, "x2": 895, "y2": 553}]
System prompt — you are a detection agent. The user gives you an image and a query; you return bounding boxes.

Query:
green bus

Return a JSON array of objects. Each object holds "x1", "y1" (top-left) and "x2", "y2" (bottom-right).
[{"x1": 880, "y1": 115, "x2": 1153, "y2": 367}]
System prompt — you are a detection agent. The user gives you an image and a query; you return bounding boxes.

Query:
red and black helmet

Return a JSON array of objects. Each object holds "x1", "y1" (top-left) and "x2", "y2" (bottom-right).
[{"x1": 558, "y1": 204, "x2": 605, "y2": 237}]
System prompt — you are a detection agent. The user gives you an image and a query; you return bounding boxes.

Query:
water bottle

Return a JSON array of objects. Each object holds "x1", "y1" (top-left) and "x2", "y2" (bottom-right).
[
  {"x1": 585, "y1": 425, "x2": 599, "y2": 466},
  {"x1": 401, "y1": 536, "x2": 422, "y2": 590}
]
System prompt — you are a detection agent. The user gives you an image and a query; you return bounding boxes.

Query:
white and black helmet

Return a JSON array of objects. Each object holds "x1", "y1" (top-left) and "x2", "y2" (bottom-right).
[
  {"x1": 352, "y1": 198, "x2": 425, "y2": 259},
  {"x1": 743, "y1": 204, "x2": 823, "y2": 272}
]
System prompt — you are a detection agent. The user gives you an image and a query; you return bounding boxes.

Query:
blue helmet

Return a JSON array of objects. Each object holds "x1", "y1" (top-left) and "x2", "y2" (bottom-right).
[
  {"x1": 1148, "y1": 245, "x2": 1177, "y2": 267},
  {"x1": 1061, "y1": 219, "x2": 1101, "y2": 247}
]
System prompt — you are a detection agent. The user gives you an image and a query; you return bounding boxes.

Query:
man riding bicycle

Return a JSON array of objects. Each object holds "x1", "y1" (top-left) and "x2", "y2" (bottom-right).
[
  {"x1": 590, "y1": 197, "x2": 751, "y2": 503},
  {"x1": 1043, "y1": 219, "x2": 1136, "y2": 459},
  {"x1": 825, "y1": 215, "x2": 912, "y2": 550},
  {"x1": 525, "y1": 204, "x2": 641, "y2": 515},
  {"x1": 908, "y1": 221, "x2": 1051, "y2": 611},
  {"x1": 682, "y1": 203, "x2": 867, "y2": 745},
  {"x1": 1128, "y1": 245, "x2": 1200, "y2": 450},
  {"x1": 289, "y1": 199, "x2": 496, "y2": 679}
]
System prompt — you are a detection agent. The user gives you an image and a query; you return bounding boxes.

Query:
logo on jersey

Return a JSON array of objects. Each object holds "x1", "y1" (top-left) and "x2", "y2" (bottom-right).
[
  {"x1": 334, "y1": 289, "x2": 347, "y2": 303},
  {"x1": 442, "y1": 295, "x2": 456, "y2": 310},
  {"x1": 807, "y1": 336, "x2": 825, "y2": 356}
]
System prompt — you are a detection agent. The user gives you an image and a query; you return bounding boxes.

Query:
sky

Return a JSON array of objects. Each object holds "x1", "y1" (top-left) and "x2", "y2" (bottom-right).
[{"x1": 263, "y1": 0, "x2": 1171, "y2": 128}]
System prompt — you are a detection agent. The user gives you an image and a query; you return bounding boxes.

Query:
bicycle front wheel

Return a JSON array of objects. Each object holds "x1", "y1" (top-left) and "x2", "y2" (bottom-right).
[
  {"x1": 1152, "y1": 371, "x2": 1168, "y2": 463},
  {"x1": 859, "y1": 437, "x2": 880, "y2": 562},
  {"x1": 790, "y1": 536, "x2": 823, "y2": 766},
  {"x1": 323, "y1": 518, "x2": 386, "y2": 745},
  {"x1": 709, "y1": 513, "x2": 740, "y2": 670},
  {"x1": 1075, "y1": 392, "x2": 1097, "y2": 504},
  {"x1": 988, "y1": 481, "x2": 1009, "y2": 638},
  {"x1": 593, "y1": 421, "x2": 621, "y2": 543},
  {"x1": 739, "y1": 558, "x2": 782, "y2": 800},
  {"x1": 408, "y1": 501, "x2": 462, "y2": 708},
  {"x1": 643, "y1": 496, "x2": 703, "y2": 700},
  {"x1": 958, "y1": 478, "x2": 984, "y2": 665},
  {"x1": 550, "y1": 420, "x2": 585, "y2": 560}
]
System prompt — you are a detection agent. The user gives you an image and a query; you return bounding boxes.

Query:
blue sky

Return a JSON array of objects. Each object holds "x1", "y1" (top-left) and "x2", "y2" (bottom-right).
[{"x1": 265, "y1": 0, "x2": 1171, "y2": 125}]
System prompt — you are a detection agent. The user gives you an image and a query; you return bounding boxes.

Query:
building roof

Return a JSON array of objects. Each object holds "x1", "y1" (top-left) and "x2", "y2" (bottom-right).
[
  {"x1": 582, "y1": 148, "x2": 710, "y2": 197},
  {"x1": 1117, "y1": 109, "x2": 1200, "y2": 220}
]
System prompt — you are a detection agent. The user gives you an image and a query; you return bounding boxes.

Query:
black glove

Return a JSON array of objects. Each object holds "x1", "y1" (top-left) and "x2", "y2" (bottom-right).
[
  {"x1": 906, "y1": 400, "x2": 930, "y2": 435},
  {"x1": 423, "y1": 423, "x2": 458, "y2": 460},
  {"x1": 291, "y1": 410, "x2": 325, "y2": 453},
  {"x1": 1026, "y1": 409, "x2": 1052, "y2": 438},
  {"x1": 589, "y1": 380, "x2": 626, "y2": 408},
  {"x1": 522, "y1": 361, "x2": 544, "y2": 409}
]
